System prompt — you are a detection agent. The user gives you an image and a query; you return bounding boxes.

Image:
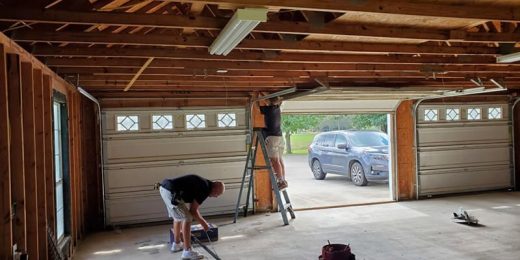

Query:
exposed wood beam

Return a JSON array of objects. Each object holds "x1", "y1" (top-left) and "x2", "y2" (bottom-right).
[
  {"x1": 0, "y1": 44, "x2": 12, "y2": 260},
  {"x1": 2, "y1": 8, "x2": 518, "y2": 43},
  {"x1": 34, "y1": 47, "x2": 497, "y2": 64},
  {"x1": 32, "y1": 68, "x2": 48, "y2": 260},
  {"x1": 100, "y1": 98, "x2": 248, "y2": 108},
  {"x1": 7, "y1": 53, "x2": 26, "y2": 253},
  {"x1": 13, "y1": 31, "x2": 505, "y2": 54},
  {"x1": 53, "y1": 64, "x2": 520, "y2": 74},
  {"x1": 42, "y1": 74, "x2": 55, "y2": 238},
  {"x1": 124, "y1": 57, "x2": 154, "y2": 91},
  {"x1": 74, "y1": 72, "x2": 520, "y2": 81},
  {"x1": 20, "y1": 62, "x2": 38, "y2": 259},
  {"x1": 181, "y1": 0, "x2": 520, "y2": 22}
]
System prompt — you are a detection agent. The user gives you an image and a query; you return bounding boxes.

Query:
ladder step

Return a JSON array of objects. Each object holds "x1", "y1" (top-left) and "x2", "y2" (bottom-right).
[
  {"x1": 248, "y1": 166, "x2": 268, "y2": 170},
  {"x1": 283, "y1": 203, "x2": 292, "y2": 209}
]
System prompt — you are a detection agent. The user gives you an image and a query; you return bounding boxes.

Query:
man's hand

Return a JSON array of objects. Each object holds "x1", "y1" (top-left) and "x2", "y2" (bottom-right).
[{"x1": 201, "y1": 221, "x2": 209, "y2": 231}]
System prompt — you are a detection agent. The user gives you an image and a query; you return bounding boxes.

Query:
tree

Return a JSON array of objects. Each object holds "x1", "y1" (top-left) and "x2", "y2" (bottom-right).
[
  {"x1": 351, "y1": 114, "x2": 387, "y2": 132},
  {"x1": 281, "y1": 115, "x2": 322, "y2": 154}
]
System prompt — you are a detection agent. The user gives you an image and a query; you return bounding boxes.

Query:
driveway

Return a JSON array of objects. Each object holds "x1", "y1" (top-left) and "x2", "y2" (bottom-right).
[{"x1": 284, "y1": 154, "x2": 391, "y2": 209}]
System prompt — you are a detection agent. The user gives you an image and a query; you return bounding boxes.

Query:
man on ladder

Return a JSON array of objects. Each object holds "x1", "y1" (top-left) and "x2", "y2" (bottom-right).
[{"x1": 260, "y1": 96, "x2": 288, "y2": 190}]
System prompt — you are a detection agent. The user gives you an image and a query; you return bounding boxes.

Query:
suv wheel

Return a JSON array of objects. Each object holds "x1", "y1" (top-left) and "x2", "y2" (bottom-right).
[
  {"x1": 350, "y1": 161, "x2": 368, "y2": 186},
  {"x1": 312, "y1": 159, "x2": 326, "y2": 180}
]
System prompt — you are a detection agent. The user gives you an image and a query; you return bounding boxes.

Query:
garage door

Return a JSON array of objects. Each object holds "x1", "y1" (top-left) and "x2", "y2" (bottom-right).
[
  {"x1": 417, "y1": 102, "x2": 513, "y2": 196},
  {"x1": 102, "y1": 107, "x2": 248, "y2": 225}
]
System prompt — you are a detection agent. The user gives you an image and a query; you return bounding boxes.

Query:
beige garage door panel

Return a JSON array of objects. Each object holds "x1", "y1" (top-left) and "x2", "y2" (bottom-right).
[
  {"x1": 419, "y1": 168, "x2": 512, "y2": 194},
  {"x1": 105, "y1": 159, "x2": 246, "y2": 193},
  {"x1": 418, "y1": 124, "x2": 510, "y2": 146},
  {"x1": 107, "y1": 187, "x2": 245, "y2": 224},
  {"x1": 417, "y1": 103, "x2": 513, "y2": 196},
  {"x1": 419, "y1": 146, "x2": 511, "y2": 169},
  {"x1": 103, "y1": 107, "x2": 248, "y2": 225},
  {"x1": 282, "y1": 100, "x2": 401, "y2": 113},
  {"x1": 106, "y1": 133, "x2": 246, "y2": 162}
]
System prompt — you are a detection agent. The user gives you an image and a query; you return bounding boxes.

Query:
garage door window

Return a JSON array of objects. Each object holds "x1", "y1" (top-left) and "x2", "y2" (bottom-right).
[
  {"x1": 117, "y1": 115, "x2": 139, "y2": 131},
  {"x1": 217, "y1": 113, "x2": 237, "y2": 128},
  {"x1": 186, "y1": 114, "x2": 206, "y2": 129},
  {"x1": 446, "y1": 108, "x2": 460, "y2": 121},
  {"x1": 467, "y1": 108, "x2": 481, "y2": 120},
  {"x1": 424, "y1": 109, "x2": 438, "y2": 121},
  {"x1": 488, "y1": 107, "x2": 502, "y2": 120},
  {"x1": 152, "y1": 114, "x2": 173, "y2": 130}
]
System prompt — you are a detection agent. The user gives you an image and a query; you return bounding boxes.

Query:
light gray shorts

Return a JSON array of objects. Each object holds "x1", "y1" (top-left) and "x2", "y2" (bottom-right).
[
  {"x1": 265, "y1": 136, "x2": 285, "y2": 159},
  {"x1": 159, "y1": 186, "x2": 192, "y2": 222}
]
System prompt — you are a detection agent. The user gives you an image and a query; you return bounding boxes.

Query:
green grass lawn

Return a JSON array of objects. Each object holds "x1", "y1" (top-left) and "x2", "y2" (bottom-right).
[{"x1": 286, "y1": 133, "x2": 316, "y2": 155}]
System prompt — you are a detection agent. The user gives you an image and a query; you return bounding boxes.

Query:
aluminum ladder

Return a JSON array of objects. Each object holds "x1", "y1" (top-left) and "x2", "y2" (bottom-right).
[{"x1": 233, "y1": 128, "x2": 295, "y2": 225}]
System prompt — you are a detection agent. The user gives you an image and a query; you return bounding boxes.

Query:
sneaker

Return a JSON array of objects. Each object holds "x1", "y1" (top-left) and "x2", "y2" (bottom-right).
[
  {"x1": 181, "y1": 248, "x2": 205, "y2": 260},
  {"x1": 171, "y1": 242, "x2": 183, "y2": 252},
  {"x1": 277, "y1": 180, "x2": 288, "y2": 190}
]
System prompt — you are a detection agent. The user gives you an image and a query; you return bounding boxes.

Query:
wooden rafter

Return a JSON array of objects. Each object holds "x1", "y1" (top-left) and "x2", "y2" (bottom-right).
[
  {"x1": 181, "y1": 0, "x2": 520, "y2": 22},
  {"x1": 13, "y1": 31, "x2": 512, "y2": 54},
  {"x1": 34, "y1": 47, "x2": 498, "y2": 64},
  {"x1": 124, "y1": 57, "x2": 154, "y2": 91},
  {"x1": 2, "y1": 8, "x2": 517, "y2": 42}
]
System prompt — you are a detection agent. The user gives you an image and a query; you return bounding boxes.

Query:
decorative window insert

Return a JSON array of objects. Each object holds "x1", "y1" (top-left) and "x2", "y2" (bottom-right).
[
  {"x1": 186, "y1": 114, "x2": 206, "y2": 129},
  {"x1": 446, "y1": 108, "x2": 460, "y2": 121},
  {"x1": 152, "y1": 114, "x2": 174, "y2": 130},
  {"x1": 467, "y1": 108, "x2": 481, "y2": 120},
  {"x1": 424, "y1": 109, "x2": 438, "y2": 121},
  {"x1": 117, "y1": 115, "x2": 139, "y2": 131},
  {"x1": 217, "y1": 113, "x2": 237, "y2": 128},
  {"x1": 488, "y1": 107, "x2": 502, "y2": 120}
]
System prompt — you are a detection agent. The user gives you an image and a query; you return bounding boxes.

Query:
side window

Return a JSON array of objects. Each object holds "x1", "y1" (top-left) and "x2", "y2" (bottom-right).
[
  {"x1": 334, "y1": 134, "x2": 347, "y2": 147},
  {"x1": 324, "y1": 134, "x2": 336, "y2": 147},
  {"x1": 316, "y1": 135, "x2": 325, "y2": 146}
]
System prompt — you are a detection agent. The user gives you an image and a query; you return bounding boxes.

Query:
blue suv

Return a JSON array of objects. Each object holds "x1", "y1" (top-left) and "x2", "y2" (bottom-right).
[{"x1": 307, "y1": 131, "x2": 389, "y2": 186}]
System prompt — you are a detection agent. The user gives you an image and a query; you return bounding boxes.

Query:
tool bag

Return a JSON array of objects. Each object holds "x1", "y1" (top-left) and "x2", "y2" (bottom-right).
[{"x1": 318, "y1": 243, "x2": 355, "y2": 260}]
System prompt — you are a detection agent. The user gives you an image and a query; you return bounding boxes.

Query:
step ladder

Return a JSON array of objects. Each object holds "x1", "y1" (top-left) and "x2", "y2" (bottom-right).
[{"x1": 233, "y1": 128, "x2": 295, "y2": 225}]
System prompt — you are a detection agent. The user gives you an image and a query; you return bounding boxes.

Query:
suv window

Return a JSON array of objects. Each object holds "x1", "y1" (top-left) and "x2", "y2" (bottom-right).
[
  {"x1": 334, "y1": 134, "x2": 347, "y2": 147},
  {"x1": 323, "y1": 134, "x2": 336, "y2": 147},
  {"x1": 315, "y1": 134, "x2": 326, "y2": 146}
]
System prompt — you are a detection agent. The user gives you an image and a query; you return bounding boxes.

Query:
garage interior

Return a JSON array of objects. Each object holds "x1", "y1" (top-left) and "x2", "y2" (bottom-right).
[{"x1": 1, "y1": 0, "x2": 520, "y2": 259}]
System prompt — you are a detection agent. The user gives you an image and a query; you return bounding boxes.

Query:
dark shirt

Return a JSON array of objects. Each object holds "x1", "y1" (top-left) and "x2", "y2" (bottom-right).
[
  {"x1": 260, "y1": 105, "x2": 282, "y2": 137},
  {"x1": 160, "y1": 174, "x2": 212, "y2": 204}
]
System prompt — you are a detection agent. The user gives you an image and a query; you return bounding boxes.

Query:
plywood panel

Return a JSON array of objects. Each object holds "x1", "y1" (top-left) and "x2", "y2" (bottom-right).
[
  {"x1": 0, "y1": 44, "x2": 13, "y2": 260},
  {"x1": 20, "y1": 62, "x2": 38, "y2": 259},
  {"x1": 7, "y1": 53, "x2": 26, "y2": 252}
]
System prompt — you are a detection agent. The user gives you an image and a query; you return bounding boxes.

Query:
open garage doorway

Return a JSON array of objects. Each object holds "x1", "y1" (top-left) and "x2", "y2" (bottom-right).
[{"x1": 281, "y1": 99, "x2": 399, "y2": 210}]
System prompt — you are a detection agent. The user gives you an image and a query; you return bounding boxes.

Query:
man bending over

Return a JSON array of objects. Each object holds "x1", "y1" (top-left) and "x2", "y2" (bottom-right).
[{"x1": 158, "y1": 174, "x2": 225, "y2": 260}]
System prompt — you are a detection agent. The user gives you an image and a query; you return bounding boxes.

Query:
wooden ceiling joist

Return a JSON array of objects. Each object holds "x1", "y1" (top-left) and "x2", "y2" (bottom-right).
[
  {"x1": 53, "y1": 64, "x2": 520, "y2": 74},
  {"x1": 3, "y1": 1, "x2": 520, "y2": 96},
  {"x1": 181, "y1": 0, "x2": 520, "y2": 22},
  {"x1": 13, "y1": 31, "x2": 508, "y2": 55},
  {"x1": 123, "y1": 57, "x2": 154, "y2": 91},
  {"x1": 36, "y1": 48, "x2": 497, "y2": 65},
  {"x1": 2, "y1": 9, "x2": 520, "y2": 43}
]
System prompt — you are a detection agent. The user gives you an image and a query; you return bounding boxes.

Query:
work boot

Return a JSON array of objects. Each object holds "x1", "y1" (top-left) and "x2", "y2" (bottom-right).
[
  {"x1": 181, "y1": 248, "x2": 204, "y2": 260},
  {"x1": 171, "y1": 242, "x2": 183, "y2": 252}
]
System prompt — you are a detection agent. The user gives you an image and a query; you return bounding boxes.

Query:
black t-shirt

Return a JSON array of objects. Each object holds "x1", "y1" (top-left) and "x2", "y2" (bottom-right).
[
  {"x1": 260, "y1": 105, "x2": 282, "y2": 137},
  {"x1": 160, "y1": 174, "x2": 212, "y2": 204}
]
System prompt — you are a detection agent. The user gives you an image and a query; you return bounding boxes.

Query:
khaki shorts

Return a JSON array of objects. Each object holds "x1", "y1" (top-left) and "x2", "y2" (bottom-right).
[
  {"x1": 159, "y1": 187, "x2": 193, "y2": 222},
  {"x1": 265, "y1": 136, "x2": 285, "y2": 159}
]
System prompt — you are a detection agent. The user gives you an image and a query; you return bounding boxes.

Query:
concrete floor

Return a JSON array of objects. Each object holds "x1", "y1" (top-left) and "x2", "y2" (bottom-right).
[
  {"x1": 74, "y1": 191, "x2": 520, "y2": 260},
  {"x1": 284, "y1": 155, "x2": 391, "y2": 209}
]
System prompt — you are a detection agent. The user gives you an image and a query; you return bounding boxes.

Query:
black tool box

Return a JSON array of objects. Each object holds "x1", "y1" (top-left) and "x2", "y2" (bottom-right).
[{"x1": 170, "y1": 223, "x2": 219, "y2": 243}]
